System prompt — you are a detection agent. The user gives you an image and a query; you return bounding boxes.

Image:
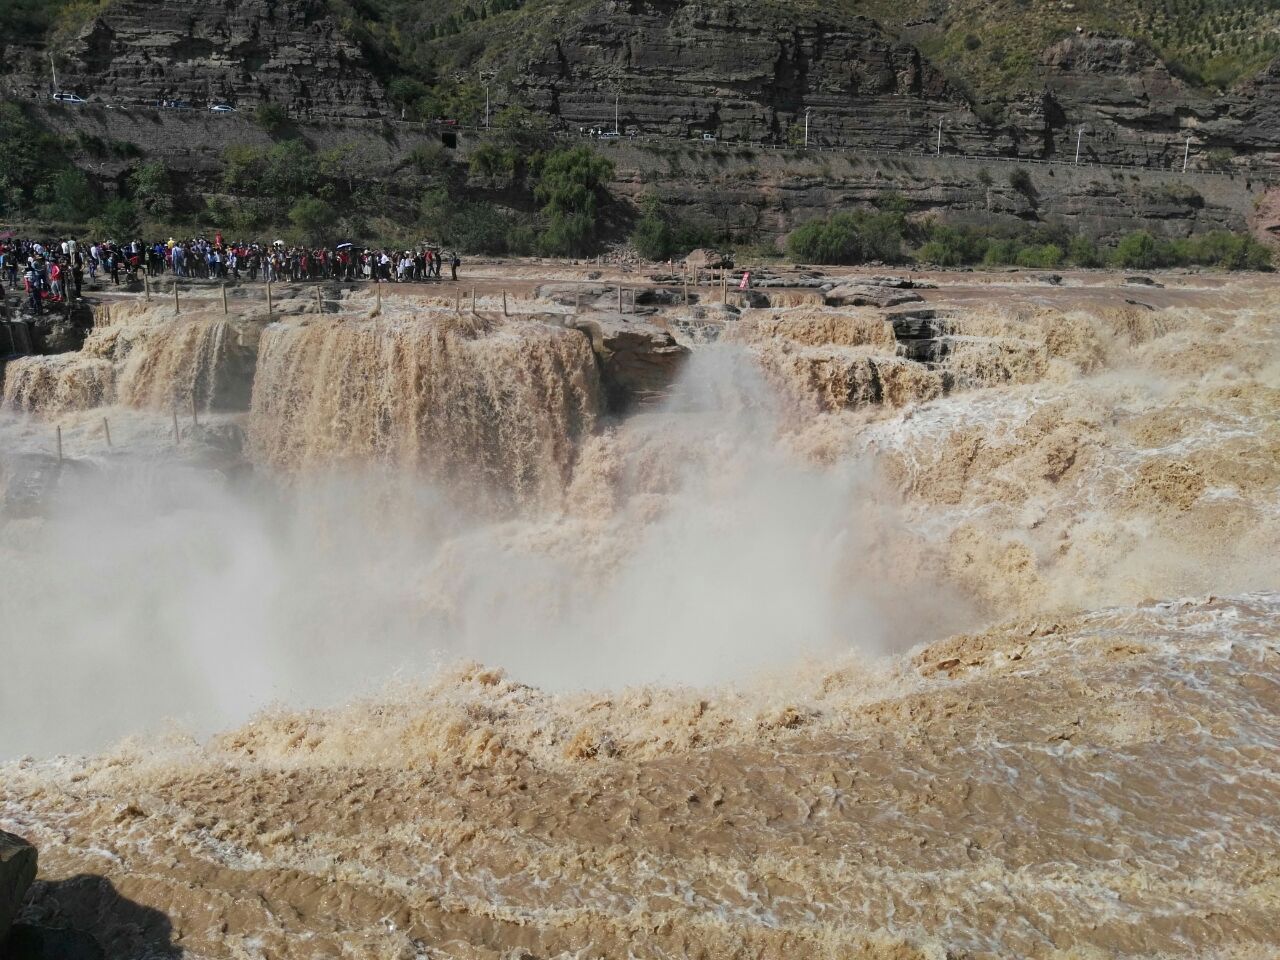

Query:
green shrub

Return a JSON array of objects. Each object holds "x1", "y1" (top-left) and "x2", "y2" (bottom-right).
[
  {"x1": 289, "y1": 197, "x2": 337, "y2": 244},
  {"x1": 1008, "y1": 168, "x2": 1034, "y2": 196},
  {"x1": 468, "y1": 142, "x2": 520, "y2": 187},
  {"x1": 786, "y1": 214, "x2": 866, "y2": 264},
  {"x1": 786, "y1": 210, "x2": 907, "y2": 265},
  {"x1": 129, "y1": 161, "x2": 173, "y2": 215},
  {"x1": 1068, "y1": 235, "x2": 1104, "y2": 267},
  {"x1": 253, "y1": 102, "x2": 290, "y2": 134},
  {"x1": 1014, "y1": 243, "x2": 1064, "y2": 269},
  {"x1": 1172, "y1": 230, "x2": 1273, "y2": 270},
  {"x1": 631, "y1": 212, "x2": 673, "y2": 260},
  {"x1": 1112, "y1": 231, "x2": 1172, "y2": 269},
  {"x1": 419, "y1": 186, "x2": 530, "y2": 255},
  {"x1": 88, "y1": 197, "x2": 140, "y2": 241},
  {"x1": 406, "y1": 142, "x2": 447, "y2": 174}
]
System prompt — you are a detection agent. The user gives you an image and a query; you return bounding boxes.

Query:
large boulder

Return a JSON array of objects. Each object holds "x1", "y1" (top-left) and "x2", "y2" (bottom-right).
[
  {"x1": 824, "y1": 284, "x2": 924, "y2": 308},
  {"x1": 684, "y1": 248, "x2": 733, "y2": 270},
  {"x1": 1, "y1": 831, "x2": 38, "y2": 945}
]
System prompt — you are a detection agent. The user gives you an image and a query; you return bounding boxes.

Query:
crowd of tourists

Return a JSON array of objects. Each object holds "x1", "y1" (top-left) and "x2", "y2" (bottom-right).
[{"x1": 0, "y1": 234, "x2": 462, "y2": 316}]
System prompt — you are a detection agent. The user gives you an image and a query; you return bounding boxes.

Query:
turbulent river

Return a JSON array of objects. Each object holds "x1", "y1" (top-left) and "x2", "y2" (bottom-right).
[{"x1": 1, "y1": 273, "x2": 1278, "y2": 958}]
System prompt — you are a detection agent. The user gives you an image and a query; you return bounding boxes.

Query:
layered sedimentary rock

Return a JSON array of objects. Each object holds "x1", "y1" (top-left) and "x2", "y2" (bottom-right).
[
  {"x1": 516, "y1": 0, "x2": 996, "y2": 152},
  {"x1": 27, "y1": 0, "x2": 386, "y2": 116},
  {"x1": 1019, "y1": 34, "x2": 1280, "y2": 167}
]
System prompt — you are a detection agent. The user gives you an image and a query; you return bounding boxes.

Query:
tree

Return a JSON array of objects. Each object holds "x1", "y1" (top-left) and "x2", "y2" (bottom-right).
[
  {"x1": 46, "y1": 167, "x2": 99, "y2": 222},
  {"x1": 89, "y1": 198, "x2": 140, "y2": 242},
  {"x1": 289, "y1": 197, "x2": 337, "y2": 244},
  {"x1": 533, "y1": 146, "x2": 614, "y2": 256},
  {"x1": 129, "y1": 161, "x2": 173, "y2": 215}
]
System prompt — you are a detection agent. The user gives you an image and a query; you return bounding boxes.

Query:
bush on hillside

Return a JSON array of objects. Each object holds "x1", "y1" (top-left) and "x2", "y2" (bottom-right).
[{"x1": 786, "y1": 210, "x2": 907, "y2": 265}]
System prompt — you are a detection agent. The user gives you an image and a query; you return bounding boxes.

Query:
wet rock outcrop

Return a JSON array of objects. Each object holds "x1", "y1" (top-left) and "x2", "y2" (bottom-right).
[
  {"x1": 1, "y1": 831, "x2": 37, "y2": 945},
  {"x1": 566, "y1": 314, "x2": 689, "y2": 411}
]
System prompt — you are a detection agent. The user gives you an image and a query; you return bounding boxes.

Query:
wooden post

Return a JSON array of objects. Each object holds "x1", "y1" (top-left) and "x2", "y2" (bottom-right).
[
  {"x1": 455, "y1": 288, "x2": 461, "y2": 313},
  {"x1": 315, "y1": 285, "x2": 323, "y2": 312},
  {"x1": 722, "y1": 271, "x2": 728, "y2": 304},
  {"x1": 470, "y1": 287, "x2": 476, "y2": 314},
  {"x1": 144, "y1": 272, "x2": 151, "y2": 301},
  {"x1": 574, "y1": 291, "x2": 580, "y2": 313},
  {"x1": 502, "y1": 290, "x2": 508, "y2": 316},
  {"x1": 173, "y1": 281, "x2": 180, "y2": 315},
  {"x1": 222, "y1": 283, "x2": 229, "y2": 315},
  {"x1": 172, "y1": 407, "x2": 180, "y2": 444},
  {"x1": 56, "y1": 425, "x2": 63, "y2": 462},
  {"x1": 191, "y1": 394, "x2": 199, "y2": 427},
  {"x1": 375, "y1": 280, "x2": 382, "y2": 314},
  {"x1": 617, "y1": 284, "x2": 623, "y2": 313},
  {"x1": 266, "y1": 278, "x2": 273, "y2": 316},
  {"x1": 102, "y1": 417, "x2": 112, "y2": 447},
  {"x1": 683, "y1": 276, "x2": 689, "y2": 305}
]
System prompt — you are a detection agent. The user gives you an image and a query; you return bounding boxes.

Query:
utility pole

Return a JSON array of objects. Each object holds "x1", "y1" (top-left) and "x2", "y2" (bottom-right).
[
  {"x1": 49, "y1": 54, "x2": 58, "y2": 94},
  {"x1": 485, "y1": 83, "x2": 490, "y2": 130},
  {"x1": 1075, "y1": 127, "x2": 1084, "y2": 164},
  {"x1": 936, "y1": 117, "x2": 943, "y2": 156},
  {"x1": 614, "y1": 90, "x2": 620, "y2": 135},
  {"x1": 1183, "y1": 136, "x2": 1191, "y2": 173},
  {"x1": 804, "y1": 107, "x2": 811, "y2": 148}
]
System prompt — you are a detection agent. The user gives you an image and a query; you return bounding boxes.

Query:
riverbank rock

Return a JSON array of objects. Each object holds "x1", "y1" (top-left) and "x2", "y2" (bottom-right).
[
  {"x1": 824, "y1": 284, "x2": 925, "y2": 308},
  {"x1": 1, "y1": 831, "x2": 38, "y2": 945},
  {"x1": 684, "y1": 248, "x2": 733, "y2": 270},
  {"x1": 562, "y1": 314, "x2": 689, "y2": 410}
]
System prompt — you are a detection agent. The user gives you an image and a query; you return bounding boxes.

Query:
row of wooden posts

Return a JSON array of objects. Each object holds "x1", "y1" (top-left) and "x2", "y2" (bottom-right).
[
  {"x1": 53, "y1": 394, "x2": 204, "y2": 461},
  {"x1": 60, "y1": 268, "x2": 742, "y2": 463},
  {"x1": 148, "y1": 271, "x2": 735, "y2": 319}
]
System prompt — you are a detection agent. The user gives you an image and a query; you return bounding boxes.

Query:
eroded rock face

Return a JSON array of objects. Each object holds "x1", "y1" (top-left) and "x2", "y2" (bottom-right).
[
  {"x1": 516, "y1": 0, "x2": 993, "y2": 151},
  {"x1": 50, "y1": 0, "x2": 387, "y2": 116},
  {"x1": 1028, "y1": 34, "x2": 1280, "y2": 166},
  {"x1": 1, "y1": 831, "x2": 38, "y2": 945},
  {"x1": 568, "y1": 314, "x2": 690, "y2": 411},
  {"x1": 824, "y1": 284, "x2": 924, "y2": 308}
]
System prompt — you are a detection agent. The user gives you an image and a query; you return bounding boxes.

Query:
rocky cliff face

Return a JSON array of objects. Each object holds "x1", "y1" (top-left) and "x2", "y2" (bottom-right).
[
  {"x1": 6, "y1": 0, "x2": 1277, "y2": 172},
  {"x1": 514, "y1": 0, "x2": 998, "y2": 153},
  {"x1": 1, "y1": 0, "x2": 1275, "y2": 242},
  {"x1": 9, "y1": 0, "x2": 386, "y2": 117},
  {"x1": 1019, "y1": 35, "x2": 1280, "y2": 168}
]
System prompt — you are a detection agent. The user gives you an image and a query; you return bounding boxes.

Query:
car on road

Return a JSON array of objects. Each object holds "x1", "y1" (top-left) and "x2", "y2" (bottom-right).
[
  {"x1": 52, "y1": 92, "x2": 87, "y2": 104},
  {"x1": 209, "y1": 103, "x2": 236, "y2": 113},
  {"x1": 701, "y1": 132, "x2": 717, "y2": 141},
  {"x1": 599, "y1": 130, "x2": 620, "y2": 138}
]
